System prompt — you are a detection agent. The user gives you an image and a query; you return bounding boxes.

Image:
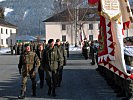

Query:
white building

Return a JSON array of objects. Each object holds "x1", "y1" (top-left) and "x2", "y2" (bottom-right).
[
  {"x1": 43, "y1": 8, "x2": 100, "y2": 45},
  {"x1": 0, "y1": 19, "x2": 17, "y2": 47},
  {"x1": 44, "y1": 8, "x2": 133, "y2": 45}
]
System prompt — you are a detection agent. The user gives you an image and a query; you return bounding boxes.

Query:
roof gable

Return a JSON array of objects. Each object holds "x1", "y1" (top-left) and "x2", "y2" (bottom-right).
[
  {"x1": 0, "y1": 18, "x2": 17, "y2": 28},
  {"x1": 43, "y1": 8, "x2": 100, "y2": 22}
]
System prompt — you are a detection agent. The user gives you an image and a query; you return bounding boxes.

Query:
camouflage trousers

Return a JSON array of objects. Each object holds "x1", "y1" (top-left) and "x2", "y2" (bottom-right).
[{"x1": 20, "y1": 74, "x2": 36, "y2": 92}]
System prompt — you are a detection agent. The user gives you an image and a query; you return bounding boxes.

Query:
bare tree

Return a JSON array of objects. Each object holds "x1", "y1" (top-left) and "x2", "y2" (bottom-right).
[{"x1": 53, "y1": 0, "x2": 91, "y2": 46}]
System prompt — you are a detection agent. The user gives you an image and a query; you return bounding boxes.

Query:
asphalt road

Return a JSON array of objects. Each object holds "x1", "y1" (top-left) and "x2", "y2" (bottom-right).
[{"x1": 0, "y1": 51, "x2": 121, "y2": 100}]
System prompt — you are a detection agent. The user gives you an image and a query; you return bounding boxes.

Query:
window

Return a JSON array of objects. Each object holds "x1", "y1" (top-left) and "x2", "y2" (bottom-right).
[
  {"x1": 6, "y1": 39, "x2": 8, "y2": 44},
  {"x1": 1, "y1": 28, "x2": 3, "y2": 34},
  {"x1": 1, "y1": 39, "x2": 3, "y2": 45},
  {"x1": 62, "y1": 24, "x2": 66, "y2": 30},
  {"x1": 89, "y1": 24, "x2": 93, "y2": 30},
  {"x1": 89, "y1": 35, "x2": 93, "y2": 41},
  {"x1": 6, "y1": 29, "x2": 8, "y2": 34},
  {"x1": 62, "y1": 35, "x2": 66, "y2": 42}
]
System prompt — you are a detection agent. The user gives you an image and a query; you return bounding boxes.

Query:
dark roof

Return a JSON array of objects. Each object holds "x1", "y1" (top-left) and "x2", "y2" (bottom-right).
[
  {"x1": 43, "y1": 8, "x2": 100, "y2": 22},
  {"x1": 0, "y1": 18, "x2": 17, "y2": 28}
]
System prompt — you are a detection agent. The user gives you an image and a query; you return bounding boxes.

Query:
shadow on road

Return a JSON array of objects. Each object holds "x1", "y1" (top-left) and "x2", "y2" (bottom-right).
[
  {"x1": 67, "y1": 51, "x2": 86, "y2": 60},
  {"x1": 0, "y1": 73, "x2": 20, "y2": 99}
]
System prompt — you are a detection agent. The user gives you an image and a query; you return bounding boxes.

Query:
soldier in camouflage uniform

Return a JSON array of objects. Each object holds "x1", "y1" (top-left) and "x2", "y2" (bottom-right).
[
  {"x1": 18, "y1": 44, "x2": 40, "y2": 99},
  {"x1": 42, "y1": 39, "x2": 63, "y2": 97},
  {"x1": 55, "y1": 39, "x2": 66, "y2": 87}
]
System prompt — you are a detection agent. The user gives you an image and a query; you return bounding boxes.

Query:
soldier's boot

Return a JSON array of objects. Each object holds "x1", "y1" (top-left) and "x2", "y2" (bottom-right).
[
  {"x1": 32, "y1": 81, "x2": 36, "y2": 96},
  {"x1": 18, "y1": 90, "x2": 25, "y2": 99},
  {"x1": 51, "y1": 88, "x2": 56, "y2": 97}
]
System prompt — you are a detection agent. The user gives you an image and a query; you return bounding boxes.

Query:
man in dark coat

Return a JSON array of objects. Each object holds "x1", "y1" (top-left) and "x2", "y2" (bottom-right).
[
  {"x1": 55, "y1": 39, "x2": 66, "y2": 87},
  {"x1": 41, "y1": 39, "x2": 63, "y2": 97}
]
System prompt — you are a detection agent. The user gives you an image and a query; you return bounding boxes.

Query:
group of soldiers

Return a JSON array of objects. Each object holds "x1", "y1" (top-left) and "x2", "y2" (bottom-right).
[
  {"x1": 17, "y1": 39, "x2": 69, "y2": 99},
  {"x1": 10, "y1": 41, "x2": 45, "y2": 55},
  {"x1": 82, "y1": 39, "x2": 98, "y2": 65}
]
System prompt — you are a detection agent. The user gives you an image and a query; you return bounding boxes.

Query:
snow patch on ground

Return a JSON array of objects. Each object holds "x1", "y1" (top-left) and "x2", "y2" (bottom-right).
[
  {"x1": 0, "y1": 45, "x2": 82, "y2": 54},
  {"x1": 69, "y1": 45, "x2": 82, "y2": 51},
  {"x1": 0, "y1": 48, "x2": 11, "y2": 54}
]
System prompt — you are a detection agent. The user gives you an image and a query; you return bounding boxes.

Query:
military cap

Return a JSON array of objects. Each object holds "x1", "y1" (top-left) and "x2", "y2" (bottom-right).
[
  {"x1": 24, "y1": 43, "x2": 30, "y2": 47},
  {"x1": 56, "y1": 39, "x2": 60, "y2": 42},
  {"x1": 48, "y1": 39, "x2": 54, "y2": 44}
]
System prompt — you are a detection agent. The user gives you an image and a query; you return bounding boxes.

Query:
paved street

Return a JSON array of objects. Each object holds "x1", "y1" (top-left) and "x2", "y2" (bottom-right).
[{"x1": 0, "y1": 51, "x2": 121, "y2": 100}]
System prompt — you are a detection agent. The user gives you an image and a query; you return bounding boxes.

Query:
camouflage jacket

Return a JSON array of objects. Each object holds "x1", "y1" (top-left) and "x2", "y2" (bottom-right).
[
  {"x1": 41, "y1": 46, "x2": 63, "y2": 71},
  {"x1": 18, "y1": 51, "x2": 40, "y2": 76}
]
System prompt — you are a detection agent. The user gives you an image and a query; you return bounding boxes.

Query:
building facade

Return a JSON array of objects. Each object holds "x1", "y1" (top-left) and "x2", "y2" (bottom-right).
[
  {"x1": 45, "y1": 21, "x2": 99, "y2": 45},
  {"x1": 0, "y1": 19, "x2": 17, "y2": 47}
]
